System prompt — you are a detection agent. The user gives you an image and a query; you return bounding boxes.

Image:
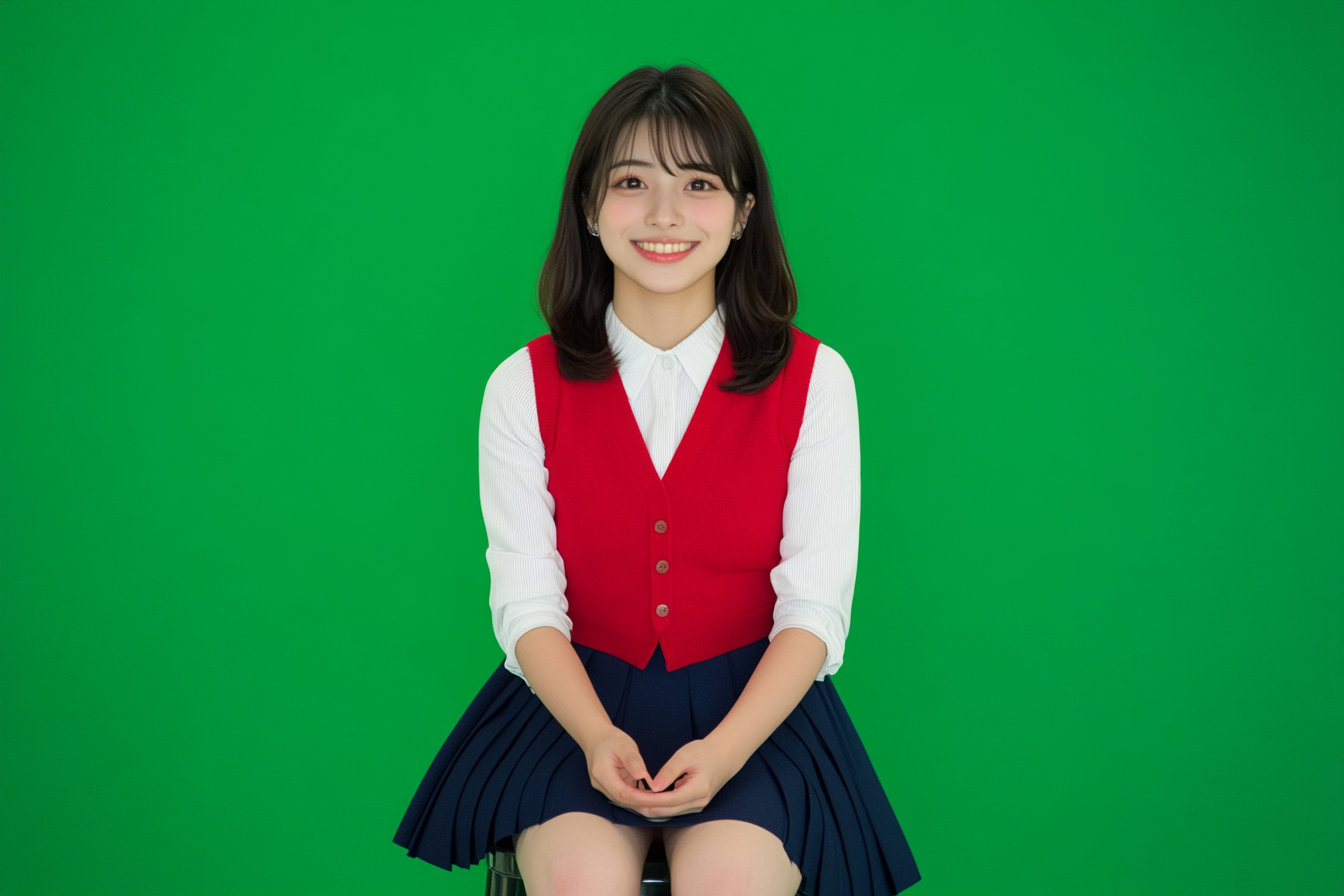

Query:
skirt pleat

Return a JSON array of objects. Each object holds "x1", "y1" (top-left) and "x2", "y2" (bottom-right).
[
  {"x1": 465, "y1": 694, "x2": 539, "y2": 860},
  {"x1": 451, "y1": 685, "x2": 534, "y2": 863},
  {"x1": 393, "y1": 638, "x2": 920, "y2": 896},
  {"x1": 482, "y1": 700, "x2": 563, "y2": 851},
  {"x1": 758, "y1": 733, "x2": 843, "y2": 895},
  {"x1": 797, "y1": 686, "x2": 915, "y2": 896},
  {"x1": 790, "y1": 703, "x2": 876, "y2": 893},
  {"x1": 397, "y1": 670, "x2": 515, "y2": 865},
  {"x1": 417, "y1": 677, "x2": 549, "y2": 867}
]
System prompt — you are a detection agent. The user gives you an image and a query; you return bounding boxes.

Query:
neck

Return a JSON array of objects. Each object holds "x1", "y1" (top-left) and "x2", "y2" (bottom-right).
[{"x1": 611, "y1": 267, "x2": 717, "y2": 351}]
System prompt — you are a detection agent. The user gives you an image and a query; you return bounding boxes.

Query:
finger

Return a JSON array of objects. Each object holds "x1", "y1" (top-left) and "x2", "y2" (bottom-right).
[
  {"x1": 649, "y1": 756, "x2": 690, "y2": 793},
  {"x1": 596, "y1": 741, "x2": 647, "y2": 790},
  {"x1": 637, "y1": 787, "x2": 711, "y2": 818},
  {"x1": 619, "y1": 748, "x2": 651, "y2": 785},
  {"x1": 613, "y1": 765, "x2": 639, "y2": 788},
  {"x1": 591, "y1": 753, "x2": 628, "y2": 789},
  {"x1": 629, "y1": 776, "x2": 706, "y2": 812},
  {"x1": 597, "y1": 763, "x2": 646, "y2": 803},
  {"x1": 603, "y1": 759, "x2": 669, "y2": 807},
  {"x1": 606, "y1": 772, "x2": 690, "y2": 810}
]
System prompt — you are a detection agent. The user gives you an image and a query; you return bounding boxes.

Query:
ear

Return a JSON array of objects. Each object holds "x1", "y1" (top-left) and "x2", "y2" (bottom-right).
[{"x1": 739, "y1": 193, "x2": 756, "y2": 227}]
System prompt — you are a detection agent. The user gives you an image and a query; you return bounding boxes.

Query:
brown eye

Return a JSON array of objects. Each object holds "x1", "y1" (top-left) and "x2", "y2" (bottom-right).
[
  {"x1": 688, "y1": 179, "x2": 714, "y2": 191},
  {"x1": 617, "y1": 176, "x2": 643, "y2": 188}
]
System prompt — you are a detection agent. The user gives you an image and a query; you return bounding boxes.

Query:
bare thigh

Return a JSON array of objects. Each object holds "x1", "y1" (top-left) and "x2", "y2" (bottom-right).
[
  {"x1": 514, "y1": 812, "x2": 657, "y2": 896},
  {"x1": 663, "y1": 820, "x2": 803, "y2": 896}
]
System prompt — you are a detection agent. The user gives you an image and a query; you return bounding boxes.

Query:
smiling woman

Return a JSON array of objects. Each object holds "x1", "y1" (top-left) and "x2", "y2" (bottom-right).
[
  {"x1": 392, "y1": 64, "x2": 921, "y2": 896},
  {"x1": 541, "y1": 68, "x2": 793, "y2": 391}
]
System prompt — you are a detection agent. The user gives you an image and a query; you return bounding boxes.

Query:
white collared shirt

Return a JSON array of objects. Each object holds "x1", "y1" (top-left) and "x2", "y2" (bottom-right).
[{"x1": 480, "y1": 303, "x2": 860, "y2": 684}]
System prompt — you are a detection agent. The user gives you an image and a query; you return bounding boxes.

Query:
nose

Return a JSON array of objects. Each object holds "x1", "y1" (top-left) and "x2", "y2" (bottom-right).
[{"x1": 646, "y1": 182, "x2": 683, "y2": 230}]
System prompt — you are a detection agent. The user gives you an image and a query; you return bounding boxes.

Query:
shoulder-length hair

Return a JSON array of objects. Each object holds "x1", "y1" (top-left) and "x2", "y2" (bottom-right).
[{"x1": 538, "y1": 64, "x2": 797, "y2": 394}]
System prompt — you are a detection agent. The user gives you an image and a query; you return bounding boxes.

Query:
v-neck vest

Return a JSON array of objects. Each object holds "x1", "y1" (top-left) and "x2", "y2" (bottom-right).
[{"x1": 527, "y1": 326, "x2": 822, "y2": 672}]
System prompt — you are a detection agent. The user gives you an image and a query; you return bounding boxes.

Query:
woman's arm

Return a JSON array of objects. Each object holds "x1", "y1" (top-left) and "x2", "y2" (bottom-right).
[
  {"x1": 516, "y1": 624, "x2": 671, "y2": 810},
  {"x1": 513, "y1": 627, "x2": 624, "y2": 754},
  {"x1": 768, "y1": 343, "x2": 862, "y2": 680},
  {"x1": 479, "y1": 348, "x2": 573, "y2": 683},
  {"x1": 711, "y1": 628, "x2": 827, "y2": 758}
]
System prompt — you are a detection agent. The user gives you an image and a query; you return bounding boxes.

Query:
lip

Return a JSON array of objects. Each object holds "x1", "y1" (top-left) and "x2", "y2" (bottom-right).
[{"x1": 631, "y1": 240, "x2": 699, "y2": 263}]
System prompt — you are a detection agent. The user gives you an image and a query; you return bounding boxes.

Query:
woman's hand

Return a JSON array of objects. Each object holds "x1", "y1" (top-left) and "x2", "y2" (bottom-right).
[
  {"x1": 633, "y1": 737, "x2": 748, "y2": 818},
  {"x1": 581, "y1": 726, "x2": 658, "y2": 811},
  {"x1": 583, "y1": 729, "x2": 747, "y2": 819}
]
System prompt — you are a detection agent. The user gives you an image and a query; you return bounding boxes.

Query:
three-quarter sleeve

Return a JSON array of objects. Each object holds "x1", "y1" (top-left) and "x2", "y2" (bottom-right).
[
  {"x1": 479, "y1": 347, "x2": 572, "y2": 685},
  {"x1": 768, "y1": 344, "x2": 861, "y2": 680}
]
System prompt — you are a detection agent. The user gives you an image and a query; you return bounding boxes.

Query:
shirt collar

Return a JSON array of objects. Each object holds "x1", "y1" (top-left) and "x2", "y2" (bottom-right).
[{"x1": 605, "y1": 302, "x2": 725, "y2": 404}]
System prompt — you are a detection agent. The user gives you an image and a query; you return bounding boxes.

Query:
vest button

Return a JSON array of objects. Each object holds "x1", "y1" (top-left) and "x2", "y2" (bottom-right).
[
  {"x1": 654, "y1": 520, "x2": 668, "y2": 534},
  {"x1": 656, "y1": 604, "x2": 669, "y2": 617},
  {"x1": 655, "y1": 560, "x2": 669, "y2": 574}
]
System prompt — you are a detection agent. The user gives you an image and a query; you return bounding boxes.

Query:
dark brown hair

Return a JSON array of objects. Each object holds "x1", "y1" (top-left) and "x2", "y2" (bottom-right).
[{"x1": 538, "y1": 64, "x2": 797, "y2": 394}]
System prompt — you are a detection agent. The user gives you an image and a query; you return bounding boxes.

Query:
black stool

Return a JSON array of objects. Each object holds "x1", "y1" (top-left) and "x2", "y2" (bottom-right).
[{"x1": 485, "y1": 836, "x2": 671, "y2": 896}]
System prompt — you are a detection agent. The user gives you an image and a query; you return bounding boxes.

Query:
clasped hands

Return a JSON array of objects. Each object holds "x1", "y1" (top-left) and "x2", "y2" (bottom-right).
[{"x1": 583, "y1": 724, "x2": 746, "y2": 818}]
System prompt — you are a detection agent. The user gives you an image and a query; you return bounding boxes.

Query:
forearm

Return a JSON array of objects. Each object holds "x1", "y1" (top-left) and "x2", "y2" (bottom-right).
[
  {"x1": 514, "y1": 626, "x2": 615, "y2": 754},
  {"x1": 704, "y1": 627, "x2": 828, "y2": 768}
]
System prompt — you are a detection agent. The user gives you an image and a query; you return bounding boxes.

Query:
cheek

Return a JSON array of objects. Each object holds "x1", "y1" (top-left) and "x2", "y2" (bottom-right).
[
  {"x1": 600, "y1": 196, "x2": 644, "y2": 227},
  {"x1": 686, "y1": 199, "x2": 736, "y2": 234}
]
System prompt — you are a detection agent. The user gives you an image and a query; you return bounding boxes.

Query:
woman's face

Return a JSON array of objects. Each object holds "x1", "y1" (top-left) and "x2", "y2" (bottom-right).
[{"x1": 592, "y1": 120, "x2": 754, "y2": 298}]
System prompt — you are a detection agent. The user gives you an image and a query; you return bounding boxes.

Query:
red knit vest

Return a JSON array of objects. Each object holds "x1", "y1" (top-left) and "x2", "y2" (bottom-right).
[{"x1": 526, "y1": 325, "x2": 821, "y2": 672}]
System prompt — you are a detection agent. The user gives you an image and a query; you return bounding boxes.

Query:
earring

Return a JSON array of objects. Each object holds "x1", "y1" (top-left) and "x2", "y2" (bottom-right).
[
  {"x1": 588, "y1": 222, "x2": 599, "y2": 237},
  {"x1": 733, "y1": 222, "x2": 746, "y2": 240}
]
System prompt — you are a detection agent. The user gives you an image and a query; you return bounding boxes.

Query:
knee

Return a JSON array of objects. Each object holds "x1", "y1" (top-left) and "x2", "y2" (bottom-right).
[
  {"x1": 524, "y1": 855, "x2": 635, "y2": 896},
  {"x1": 514, "y1": 819, "x2": 646, "y2": 896},
  {"x1": 677, "y1": 864, "x2": 802, "y2": 896},
  {"x1": 665, "y1": 823, "x2": 802, "y2": 896},
  {"x1": 672, "y1": 859, "x2": 760, "y2": 896}
]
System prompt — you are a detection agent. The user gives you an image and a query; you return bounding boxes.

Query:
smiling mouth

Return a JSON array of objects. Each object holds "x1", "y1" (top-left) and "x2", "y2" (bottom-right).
[{"x1": 631, "y1": 240, "x2": 699, "y2": 262}]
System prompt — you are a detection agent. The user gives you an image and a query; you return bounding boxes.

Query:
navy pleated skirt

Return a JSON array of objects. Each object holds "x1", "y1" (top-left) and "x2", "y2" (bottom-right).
[{"x1": 392, "y1": 637, "x2": 921, "y2": 896}]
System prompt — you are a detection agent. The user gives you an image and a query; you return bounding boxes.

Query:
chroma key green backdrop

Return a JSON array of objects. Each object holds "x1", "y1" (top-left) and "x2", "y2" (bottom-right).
[{"x1": 1, "y1": 1, "x2": 1341, "y2": 894}]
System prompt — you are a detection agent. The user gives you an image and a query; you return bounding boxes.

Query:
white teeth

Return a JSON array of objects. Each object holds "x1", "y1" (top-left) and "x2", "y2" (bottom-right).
[{"x1": 636, "y1": 241, "x2": 694, "y2": 254}]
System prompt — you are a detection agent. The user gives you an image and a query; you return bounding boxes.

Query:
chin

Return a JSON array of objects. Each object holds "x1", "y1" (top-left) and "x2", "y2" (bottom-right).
[
  {"x1": 636, "y1": 279, "x2": 700, "y2": 296},
  {"x1": 620, "y1": 266, "x2": 709, "y2": 293}
]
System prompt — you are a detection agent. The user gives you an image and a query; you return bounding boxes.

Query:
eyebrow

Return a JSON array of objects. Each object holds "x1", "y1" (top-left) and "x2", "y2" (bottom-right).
[{"x1": 609, "y1": 158, "x2": 719, "y2": 175}]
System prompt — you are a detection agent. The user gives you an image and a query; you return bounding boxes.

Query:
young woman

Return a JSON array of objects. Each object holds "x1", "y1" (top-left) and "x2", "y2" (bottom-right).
[{"x1": 393, "y1": 65, "x2": 921, "y2": 896}]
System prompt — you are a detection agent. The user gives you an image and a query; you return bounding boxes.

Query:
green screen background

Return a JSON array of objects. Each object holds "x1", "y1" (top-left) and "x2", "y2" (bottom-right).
[{"x1": 2, "y1": 1, "x2": 1341, "y2": 894}]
